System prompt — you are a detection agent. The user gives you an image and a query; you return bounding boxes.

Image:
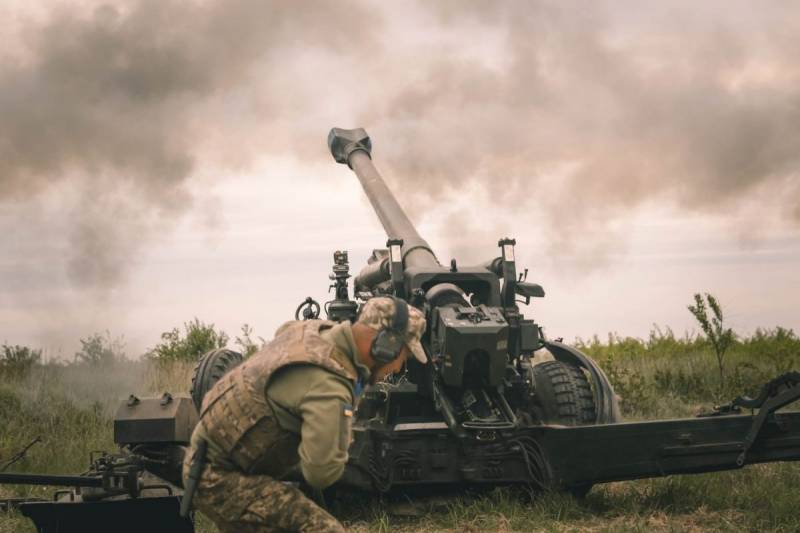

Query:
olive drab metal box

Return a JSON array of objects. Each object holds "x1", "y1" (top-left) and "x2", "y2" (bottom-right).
[
  {"x1": 433, "y1": 305, "x2": 508, "y2": 388},
  {"x1": 114, "y1": 393, "x2": 198, "y2": 445}
]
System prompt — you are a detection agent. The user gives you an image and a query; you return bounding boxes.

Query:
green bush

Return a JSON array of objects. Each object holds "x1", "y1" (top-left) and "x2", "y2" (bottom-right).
[
  {"x1": 742, "y1": 327, "x2": 800, "y2": 373},
  {"x1": 147, "y1": 318, "x2": 229, "y2": 363},
  {"x1": 0, "y1": 344, "x2": 41, "y2": 376},
  {"x1": 74, "y1": 331, "x2": 126, "y2": 366}
]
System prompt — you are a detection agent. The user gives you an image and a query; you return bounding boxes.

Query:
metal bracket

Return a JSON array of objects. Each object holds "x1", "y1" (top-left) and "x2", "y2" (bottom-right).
[
  {"x1": 497, "y1": 238, "x2": 517, "y2": 309},
  {"x1": 733, "y1": 372, "x2": 800, "y2": 466},
  {"x1": 387, "y1": 238, "x2": 405, "y2": 299}
]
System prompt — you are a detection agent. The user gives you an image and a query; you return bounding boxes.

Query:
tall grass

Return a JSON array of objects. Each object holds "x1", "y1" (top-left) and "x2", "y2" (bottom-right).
[
  {"x1": 0, "y1": 360, "x2": 196, "y2": 487},
  {"x1": 0, "y1": 358, "x2": 200, "y2": 533},
  {"x1": 576, "y1": 326, "x2": 800, "y2": 418},
  {"x1": 1, "y1": 326, "x2": 799, "y2": 532}
]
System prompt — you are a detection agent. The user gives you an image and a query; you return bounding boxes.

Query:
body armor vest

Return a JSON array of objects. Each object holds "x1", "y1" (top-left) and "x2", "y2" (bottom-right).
[{"x1": 199, "y1": 320, "x2": 358, "y2": 475}]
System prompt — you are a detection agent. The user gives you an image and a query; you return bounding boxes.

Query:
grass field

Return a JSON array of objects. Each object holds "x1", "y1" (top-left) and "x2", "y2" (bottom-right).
[{"x1": 2, "y1": 327, "x2": 799, "y2": 532}]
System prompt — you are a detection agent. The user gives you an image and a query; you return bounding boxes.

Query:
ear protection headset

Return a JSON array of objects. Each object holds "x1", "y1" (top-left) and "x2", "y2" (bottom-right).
[{"x1": 370, "y1": 297, "x2": 409, "y2": 365}]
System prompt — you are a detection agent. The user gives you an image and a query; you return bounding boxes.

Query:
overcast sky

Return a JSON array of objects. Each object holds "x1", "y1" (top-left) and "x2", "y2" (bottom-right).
[{"x1": 1, "y1": 1, "x2": 798, "y2": 358}]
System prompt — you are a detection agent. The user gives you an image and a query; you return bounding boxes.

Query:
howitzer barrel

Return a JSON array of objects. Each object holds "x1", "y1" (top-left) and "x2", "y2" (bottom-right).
[{"x1": 328, "y1": 128, "x2": 439, "y2": 268}]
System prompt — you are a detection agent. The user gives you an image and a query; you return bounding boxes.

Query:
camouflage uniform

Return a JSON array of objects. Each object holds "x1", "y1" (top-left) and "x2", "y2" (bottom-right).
[
  {"x1": 184, "y1": 298, "x2": 426, "y2": 533},
  {"x1": 184, "y1": 462, "x2": 342, "y2": 532}
]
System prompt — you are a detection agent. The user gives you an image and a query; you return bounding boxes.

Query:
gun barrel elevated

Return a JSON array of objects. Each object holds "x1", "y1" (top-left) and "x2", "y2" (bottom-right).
[{"x1": 328, "y1": 128, "x2": 439, "y2": 268}]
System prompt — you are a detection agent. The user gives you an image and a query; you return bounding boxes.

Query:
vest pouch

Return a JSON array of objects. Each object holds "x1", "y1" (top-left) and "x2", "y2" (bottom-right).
[{"x1": 231, "y1": 408, "x2": 301, "y2": 478}]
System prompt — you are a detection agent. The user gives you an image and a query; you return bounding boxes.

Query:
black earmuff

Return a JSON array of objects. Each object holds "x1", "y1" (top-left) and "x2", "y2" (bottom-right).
[{"x1": 370, "y1": 298, "x2": 409, "y2": 365}]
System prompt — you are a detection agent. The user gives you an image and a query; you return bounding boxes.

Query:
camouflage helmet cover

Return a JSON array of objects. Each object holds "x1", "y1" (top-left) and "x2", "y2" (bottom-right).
[{"x1": 357, "y1": 297, "x2": 427, "y2": 364}]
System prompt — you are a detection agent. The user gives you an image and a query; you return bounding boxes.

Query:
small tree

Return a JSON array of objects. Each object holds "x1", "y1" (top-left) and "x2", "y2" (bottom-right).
[
  {"x1": 148, "y1": 318, "x2": 229, "y2": 363},
  {"x1": 688, "y1": 293, "x2": 734, "y2": 390},
  {"x1": 235, "y1": 324, "x2": 265, "y2": 358},
  {"x1": 74, "y1": 331, "x2": 126, "y2": 365}
]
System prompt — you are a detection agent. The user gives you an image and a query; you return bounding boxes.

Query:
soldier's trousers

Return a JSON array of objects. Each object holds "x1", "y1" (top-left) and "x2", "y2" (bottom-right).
[{"x1": 191, "y1": 462, "x2": 345, "y2": 533}]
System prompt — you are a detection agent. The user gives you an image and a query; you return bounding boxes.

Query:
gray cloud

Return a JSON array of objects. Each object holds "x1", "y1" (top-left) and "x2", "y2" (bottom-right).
[
  {"x1": 0, "y1": 0, "x2": 373, "y2": 287},
  {"x1": 2, "y1": 0, "x2": 799, "y2": 326},
  {"x1": 364, "y1": 1, "x2": 800, "y2": 258}
]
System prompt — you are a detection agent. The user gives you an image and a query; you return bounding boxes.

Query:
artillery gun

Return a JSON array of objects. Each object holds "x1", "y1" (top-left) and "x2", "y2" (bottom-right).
[
  {"x1": 4, "y1": 127, "x2": 800, "y2": 532},
  {"x1": 313, "y1": 128, "x2": 800, "y2": 493}
]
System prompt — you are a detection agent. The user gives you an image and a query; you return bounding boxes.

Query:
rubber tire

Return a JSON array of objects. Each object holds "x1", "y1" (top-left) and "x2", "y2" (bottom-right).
[
  {"x1": 531, "y1": 360, "x2": 596, "y2": 426},
  {"x1": 190, "y1": 348, "x2": 244, "y2": 412},
  {"x1": 531, "y1": 360, "x2": 596, "y2": 498}
]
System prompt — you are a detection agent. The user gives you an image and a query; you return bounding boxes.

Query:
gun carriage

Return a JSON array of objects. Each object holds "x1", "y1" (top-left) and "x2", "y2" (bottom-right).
[
  {"x1": 3, "y1": 128, "x2": 800, "y2": 532},
  {"x1": 319, "y1": 128, "x2": 800, "y2": 493}
]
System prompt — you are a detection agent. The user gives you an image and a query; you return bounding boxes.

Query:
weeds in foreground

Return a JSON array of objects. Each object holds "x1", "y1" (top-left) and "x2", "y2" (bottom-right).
[
  {"x1": 335, "y1": 468, "x2": 800, "y2": 532},
  {"x1": 1, "y1": 324, "x2": 799, "y2": 531}
]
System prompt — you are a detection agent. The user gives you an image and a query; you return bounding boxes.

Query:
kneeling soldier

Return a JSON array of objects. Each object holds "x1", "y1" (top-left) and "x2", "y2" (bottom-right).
[{"x1": 183, "y1": 297, "x2": 426, "y2": 532}]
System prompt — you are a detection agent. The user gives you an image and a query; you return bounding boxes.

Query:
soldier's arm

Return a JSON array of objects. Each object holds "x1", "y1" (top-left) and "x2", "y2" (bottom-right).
[
  {"x1": 267, "y1": 366, "x2": 354, "y2": 489},
  {"x1": 296, "y1": 371, "x2": 354, "y2": 489}
]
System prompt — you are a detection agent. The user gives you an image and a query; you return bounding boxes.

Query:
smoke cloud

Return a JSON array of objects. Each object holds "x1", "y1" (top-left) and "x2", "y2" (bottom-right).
[
  {"x1": 0, "y1": 0, "x2": 373, "y2": 287},
  {"x1": 362, "y1": 2, "x2": 800, "y2": 260},
  {"x1": 1, "y1": 1, "x2": 799, "y2": 332}
]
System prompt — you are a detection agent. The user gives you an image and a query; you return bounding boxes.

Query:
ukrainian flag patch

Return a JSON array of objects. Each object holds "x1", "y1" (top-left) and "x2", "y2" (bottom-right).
[{"x1": 343, "y1": 403, "x2": 354, "y2": 418}]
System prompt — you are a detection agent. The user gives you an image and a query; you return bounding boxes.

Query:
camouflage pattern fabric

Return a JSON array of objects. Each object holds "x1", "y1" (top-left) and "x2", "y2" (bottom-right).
[
  {"x1": 199, "y1": 320, "x2": 358, "y2": 474},
  {"x1": 187, "y1": 460, "x2": 344, "y2": 533},
  {"x1": 357, "y1": 297, "x2": 427, "y2": 363}
]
